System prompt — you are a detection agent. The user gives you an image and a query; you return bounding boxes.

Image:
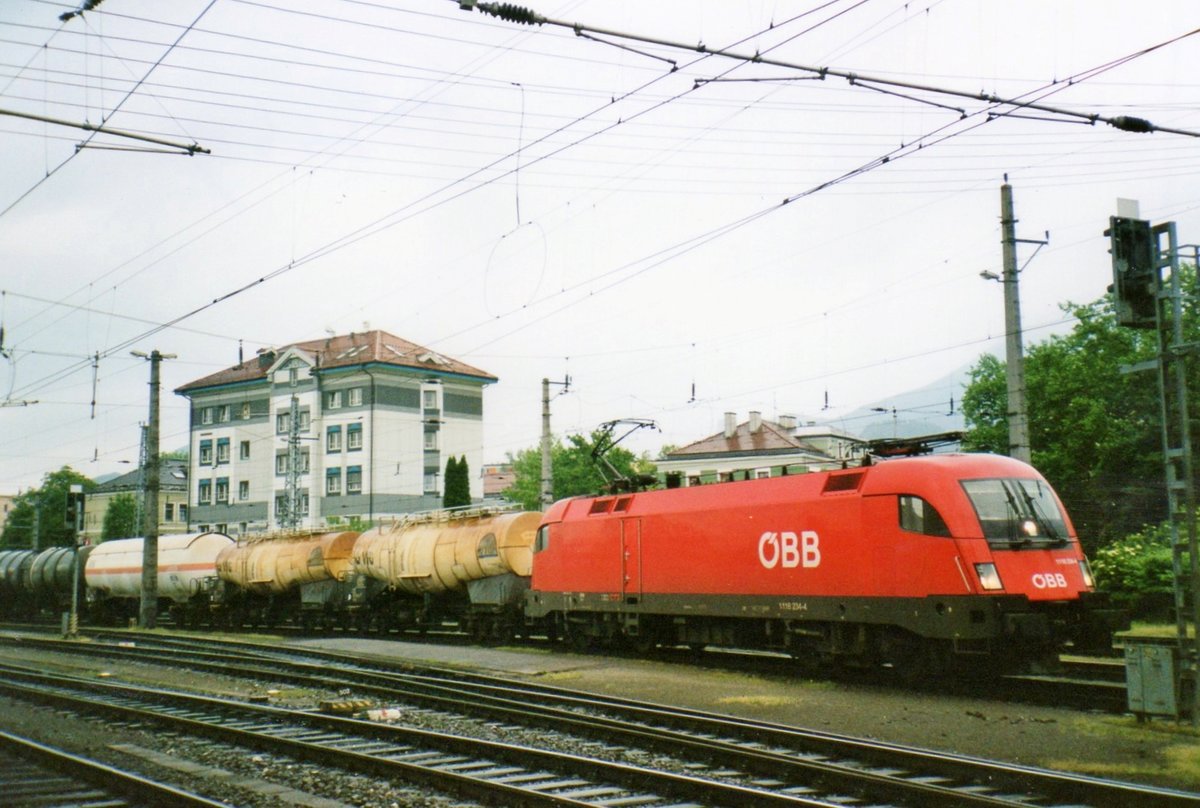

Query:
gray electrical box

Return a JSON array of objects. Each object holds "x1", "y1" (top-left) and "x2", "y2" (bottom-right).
[{"x1": 1125, "y1": 640, "x2": 1178, "y2": 718}]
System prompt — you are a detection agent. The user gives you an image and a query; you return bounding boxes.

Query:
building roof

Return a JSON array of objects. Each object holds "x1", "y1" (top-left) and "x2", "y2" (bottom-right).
[
  {"x1": 665, "y1": 418, "x2": 831, "y2": 462},
  {"x1": 93, "y1": 459, "x2": 189, "y2": 494},
  {"x1": 175, "y1": 330, "x2": 496, "y2": 394}
]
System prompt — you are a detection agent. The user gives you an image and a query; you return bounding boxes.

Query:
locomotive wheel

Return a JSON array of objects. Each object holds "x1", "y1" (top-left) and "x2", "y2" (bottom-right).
[
  {"x1": 890, "y1": 637, "x2": 949, "y2": 685},
  {"x1": 569, "y1": 629, "x2": 593, "y2": 653}
]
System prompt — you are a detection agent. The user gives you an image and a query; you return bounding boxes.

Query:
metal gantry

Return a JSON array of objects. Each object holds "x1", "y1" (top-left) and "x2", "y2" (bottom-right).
[{"x1": 1151, "y1": 223, "x2": 1199, "y2": 725}]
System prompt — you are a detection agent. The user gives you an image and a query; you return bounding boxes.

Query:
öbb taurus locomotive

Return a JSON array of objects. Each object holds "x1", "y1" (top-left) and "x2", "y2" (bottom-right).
[
  {"x1": 527, "y1": 453, "x2": 1125, "y2": 674},
  {"x1": 0, "y1": 453, "x2": 1126, "y2": 675}
]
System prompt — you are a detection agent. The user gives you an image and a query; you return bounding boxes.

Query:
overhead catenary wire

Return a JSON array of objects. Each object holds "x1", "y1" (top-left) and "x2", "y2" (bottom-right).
[
  {"x1": 5, "y1": 3, "x2": 842, "y2": 402},
  {"x1": 463, "y1": 1, "x2": 1200, "y2": 137},
  {"x1": 0, "y1": 0, "x2": 218, "y2": 220}
]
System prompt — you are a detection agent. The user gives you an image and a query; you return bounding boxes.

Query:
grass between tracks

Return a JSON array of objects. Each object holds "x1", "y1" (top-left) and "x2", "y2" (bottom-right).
[{"x1": 1049, "y1": 717, "x2": 1200, "y2": 789}]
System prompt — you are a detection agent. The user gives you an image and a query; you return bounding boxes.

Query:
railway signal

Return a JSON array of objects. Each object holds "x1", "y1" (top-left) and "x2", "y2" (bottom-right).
[{"x1": 1106, "y1": 215, "x2": 1158, "y2": 329}]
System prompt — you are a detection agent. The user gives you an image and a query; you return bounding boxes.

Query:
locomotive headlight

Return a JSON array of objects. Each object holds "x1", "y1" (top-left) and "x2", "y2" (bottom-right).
[
  {"x1": 1079, "y1": 559, "x2": 1095, "y2": 589},
  {"x1": 974, "y1": 562, "x2": 1004, "y2": 591}
]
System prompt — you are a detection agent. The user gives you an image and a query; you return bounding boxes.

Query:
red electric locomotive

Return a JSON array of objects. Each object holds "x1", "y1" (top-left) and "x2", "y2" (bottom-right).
[{"x1": 524, "y1": 453, "x2": 1127, "y2": 676}]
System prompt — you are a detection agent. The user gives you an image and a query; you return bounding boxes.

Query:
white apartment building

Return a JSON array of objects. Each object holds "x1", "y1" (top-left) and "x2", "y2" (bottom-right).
[{"x1": 175, "y1": 330, "x2": 496, "y2": 534}]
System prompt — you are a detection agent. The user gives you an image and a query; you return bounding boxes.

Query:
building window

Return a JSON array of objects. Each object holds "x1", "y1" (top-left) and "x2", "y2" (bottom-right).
[
  {"x1": 216, "y1": 438, "x2": 230, "y2": 464},
  {"x1": 239, "y1": 522, "x2": 248, "y2": 534},
  {"x1": 275, "y1": 453, "x2": 287, "y2": 475},
  {"x1": 276, "y1": 412, "x2": 290, "y2": 433},
  {"x1": 348, "y1": 387, "x2": 363, "y2": 407},
  {"x1": 347, "y1": 466, "x2": 362, "y2": 494},
  {"x1": 199, "y1": 439, "x2": 213, "y2": 465},
  {"x1": 288, "y1": 367, "x2": 298, "y2": 386},
  {"x1": 240, "y1": 440, "x2": 251, "y2": 460},
  {"x1": 327, "y1": 390, "x2": 342, "y2": 410},
  {"x1": 327, "y1": 425, "x2": 342, "y2": 453},
  {"x1": 216, "y1": 478, "x2": 229, "y2": 503},
  {"x1": 239, "y1": 480, "x2": 250, "y2": 500},
  {"x1": 179, "y1": 504, "x2": 188, "y2": 522},
  {"x1": 424, "y1": 472, "x2": 438, "y2": 494},
  {"x1": 164, "y1": 502, "x2": 174, "y2": 522},
  {"x1": 198, "y1": 480, "x2": 212, "y2": 504},
  {"x1": 424, "y1": 431, "x2": 437, "y2": 451},
  {"x1": 201, "y1": 407, "x2": 213, "y2": 425},
  {"x1": 347, "y1": 422, "x2": 363, "y2": 451},
  {"x1": 298, "y1": 410, "x2": 310, "y2": 432},
  {"x1": 327, "y1": 469, "x2": 342, "y2": 495},
  {"x1": 217, "y1": 405, "x2": 231, "y2": 423},
  {"x1": 422, "y1": 390, "x2": 438, "y2": 410},
  {"x1": 216, "y1": 523, "x2": 227, "y2": 534},
  {"x1": 241, "y1": 401, "x2": 251, "y2": 420}
]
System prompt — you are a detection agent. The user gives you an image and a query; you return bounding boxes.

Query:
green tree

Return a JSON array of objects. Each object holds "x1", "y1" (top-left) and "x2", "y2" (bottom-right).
[
  {"x1": 101, "y1": 492, "x2": 140, "y2": 540},
  {"x1": 443, "y1": 455, "x2": 471, "y2": 509},
  {"x1": 456, "y1": 455, "x2": 471, "y2": 505},
  {"x1": 962, "y1": 288, "x2": 1196, "y2": 552},
  {"x1": 507, "y1": 432, "x2": 656, "y2": 511},
  {"x1": 0, "y1": 466, "x2": 95, "y2": 548}
]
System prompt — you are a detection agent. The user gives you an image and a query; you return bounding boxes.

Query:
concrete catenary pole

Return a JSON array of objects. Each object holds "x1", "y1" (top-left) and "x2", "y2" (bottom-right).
[
  {"x1": 1000, "y1": 183, "x2": 1032, "y2": 465},
  {"x1": 133, "y1": 349, "x2": 174, "y2": 629}
]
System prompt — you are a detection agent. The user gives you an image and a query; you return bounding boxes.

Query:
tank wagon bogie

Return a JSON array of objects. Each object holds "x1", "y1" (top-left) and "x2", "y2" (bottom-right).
[{"x1": 524, "y1": 453, "x2": 1127, "y2": 676}]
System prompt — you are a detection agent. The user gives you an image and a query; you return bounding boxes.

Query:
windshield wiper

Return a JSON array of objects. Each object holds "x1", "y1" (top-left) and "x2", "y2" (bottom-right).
[{"x1": 1016, "y1": 482, "x2": 1062, "y2": 542}]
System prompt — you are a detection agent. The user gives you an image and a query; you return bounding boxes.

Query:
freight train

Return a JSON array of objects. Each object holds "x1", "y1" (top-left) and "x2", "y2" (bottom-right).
[{"x1": 0, "y1": 453, "x2": 1127, "y2": 677}]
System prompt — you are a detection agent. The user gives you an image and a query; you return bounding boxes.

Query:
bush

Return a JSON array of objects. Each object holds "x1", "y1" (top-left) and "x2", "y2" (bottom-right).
[{"x1": 1091, "y1": 523, "x2": 1177, "y2": 618}]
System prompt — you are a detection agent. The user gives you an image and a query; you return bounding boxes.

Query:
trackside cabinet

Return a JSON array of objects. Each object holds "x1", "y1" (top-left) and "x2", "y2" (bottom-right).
[{"x1": 1125, "y1": 638, "x2": 1179, "y2": 719}]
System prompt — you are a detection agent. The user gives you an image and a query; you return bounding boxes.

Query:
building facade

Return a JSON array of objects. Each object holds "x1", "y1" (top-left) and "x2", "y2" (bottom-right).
[
  {"x1": 82, "y1": 460, "x2": 190, "y2": 542},
  {"x1": 175, "y1": 330, "x2": 496, "y2": 535},
  {"x1": 657, "y1": 412, "x2": 866, "y2": 486}
]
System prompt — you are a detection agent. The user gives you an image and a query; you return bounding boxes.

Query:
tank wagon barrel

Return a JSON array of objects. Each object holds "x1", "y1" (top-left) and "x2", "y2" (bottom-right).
[
  {"x1": 353, "y1": 510, "x2": 541, "y2": 594},
  {"x1": 215, "y1": 530, "x2": 359, "y2": 595},
  {"x1": 84, "y1": 532, "x2": 234, "y2": 624}
]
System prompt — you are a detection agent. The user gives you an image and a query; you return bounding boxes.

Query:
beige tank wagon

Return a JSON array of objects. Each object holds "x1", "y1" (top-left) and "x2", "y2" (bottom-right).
[
  {"x1": 353, "y1": 510, "x2": 541, "y2": 594},
  {"x1": 215, "y1": 530, "x2": 359, "y2": 595},
  {"x1": 214, "y1": 530, "x2": 361, "y2": 629}
]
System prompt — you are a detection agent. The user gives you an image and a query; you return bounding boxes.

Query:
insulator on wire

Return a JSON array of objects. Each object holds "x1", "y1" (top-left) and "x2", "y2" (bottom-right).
[{"x1": 478, "y1": 2, "x2": 544, "y2": 26}]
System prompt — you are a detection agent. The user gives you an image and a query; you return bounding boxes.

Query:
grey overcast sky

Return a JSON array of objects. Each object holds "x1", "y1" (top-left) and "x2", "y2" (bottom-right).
[{"x1": 1, "y1": 0, "x2": 1198, "y2": 491}]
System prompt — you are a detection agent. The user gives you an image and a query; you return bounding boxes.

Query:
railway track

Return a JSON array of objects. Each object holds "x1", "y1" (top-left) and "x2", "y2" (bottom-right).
[
  {"x1": 0, "y1": 728, "x2": 228, "y2": 807},
  {"x1": 0, "y1": 631, "x2": 1191, "y2": 808},
  {"x1": 4, "y1": 617, "x2": 1131, "y2": 713}
]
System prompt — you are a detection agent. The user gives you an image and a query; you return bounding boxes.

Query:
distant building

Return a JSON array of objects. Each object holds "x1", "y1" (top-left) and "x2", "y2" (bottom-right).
[
  {"x1": 175, "y1": 330, "x2": 497, "y2": 534},
  {"x1": 657, "y1": 412, "x2": 866, "y2": 487},
  {"x1": 0, "y1": 493, "x2": 15, "y2": 534},
  {"x1": 481, "y1": 463, "x2": 515, "y2": 499},
  {"x1": 83, "y1": 460, "x2": 190, "y2": 542}
]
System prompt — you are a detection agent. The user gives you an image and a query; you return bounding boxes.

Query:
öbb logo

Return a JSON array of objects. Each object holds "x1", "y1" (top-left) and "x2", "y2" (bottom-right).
[
  {"x1": 1031, "y1": 572, "x2": 1069, "y2": 589},
  {"x1": 758, "y1": 531, "x2": 821, "y2": 569}
]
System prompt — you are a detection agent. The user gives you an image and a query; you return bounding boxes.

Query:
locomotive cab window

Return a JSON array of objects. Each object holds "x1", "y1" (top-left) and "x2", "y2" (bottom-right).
[
  {"x1": 961, "y1": 478, "x2": 1070, "y2": 546},
  {"x1": 533, "y1": 525, "x2": 550, "y2": 553},
  {"x1": 898, "y1": 495, "x2": 951, "y2": 537}
]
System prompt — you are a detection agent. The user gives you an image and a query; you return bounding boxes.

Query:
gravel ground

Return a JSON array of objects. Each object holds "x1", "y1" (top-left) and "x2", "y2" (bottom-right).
[{"x1": 0, "y1": 631, "x2": 1196, "y2": 806}]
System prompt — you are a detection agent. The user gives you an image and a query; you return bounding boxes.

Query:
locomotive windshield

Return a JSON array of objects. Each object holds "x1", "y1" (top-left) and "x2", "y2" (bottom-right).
[{"x1": 961, "y1": 478, "x2": 1070, "y2": 546}]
